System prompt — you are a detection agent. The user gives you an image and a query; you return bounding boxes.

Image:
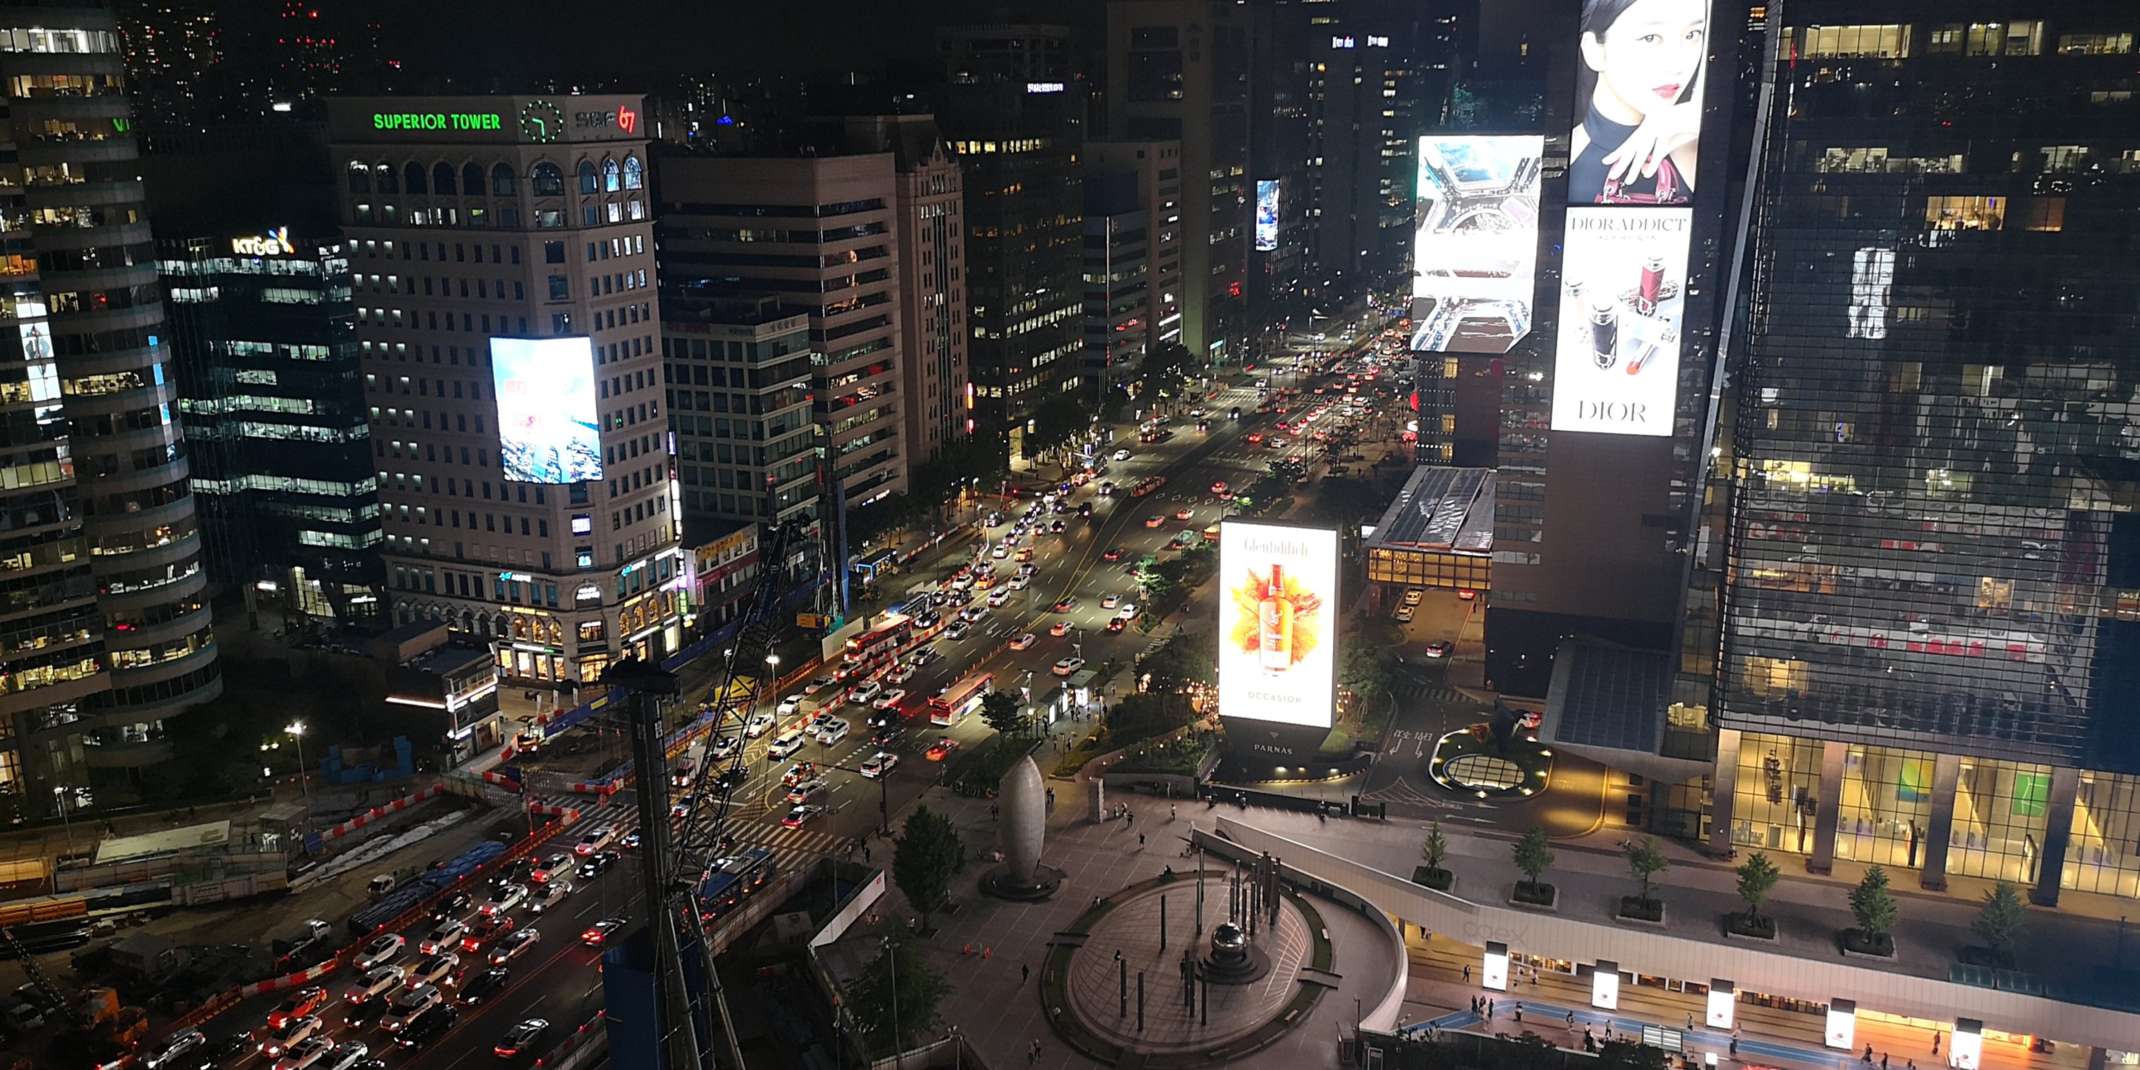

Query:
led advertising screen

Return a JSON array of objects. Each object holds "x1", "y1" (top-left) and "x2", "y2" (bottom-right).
[
  {"x1": 1254, "y1": 178, "x2": 1280, "y2": 252},
  {"x1": 1218, "y1": 521, "x2": 1337, "y2": 729},
  {"x1": 1550, "y1": 207, "x2": 1690, "y2": 436},
  {"x1": 1569, "y1": 0, "x2": 1710, "y2": 206},
  {"x1": 1409, "y1": 135, "x2": 1542, "y2": 354},
  {"x1": 491, "y1": 336, "x2": 603, "y2": 483}
]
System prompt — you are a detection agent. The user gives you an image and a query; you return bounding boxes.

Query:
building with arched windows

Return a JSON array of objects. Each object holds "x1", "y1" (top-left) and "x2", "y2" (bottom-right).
[{"x1": 326, "y1": 96, "x2": 682, "y2": 693}]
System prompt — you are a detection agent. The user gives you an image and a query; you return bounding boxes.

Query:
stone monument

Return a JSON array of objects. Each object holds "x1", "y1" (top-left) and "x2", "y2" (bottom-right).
[{"x1": 982, "y1": 755, "x2": 1064, "y2": 900}]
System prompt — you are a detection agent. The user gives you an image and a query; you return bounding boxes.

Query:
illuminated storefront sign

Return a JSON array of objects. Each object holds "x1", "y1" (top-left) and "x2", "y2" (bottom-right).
[
  {"x1": 231, "y1": 226, "x2": 295, "y2": 257},
  {"x1": 371, "y1": 111, "x2": 503, "y2": 132}
]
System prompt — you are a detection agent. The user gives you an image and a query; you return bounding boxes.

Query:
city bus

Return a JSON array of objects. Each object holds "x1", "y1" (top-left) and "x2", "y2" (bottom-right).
[
  {"x1": 927, "y1": 671, "x2": 994, "y2": 727},
  {"x1": 695, "y1": 847, "x2": 776, "y2": 922},
  {"x1": 841, "y1": 614, "x2": 913, "y2": 679}
]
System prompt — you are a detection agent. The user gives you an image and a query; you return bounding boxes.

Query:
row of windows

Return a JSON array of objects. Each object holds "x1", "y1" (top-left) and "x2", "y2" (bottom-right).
[{"x1": 346, "y1": 156, "x2": 644, "y2": 198}]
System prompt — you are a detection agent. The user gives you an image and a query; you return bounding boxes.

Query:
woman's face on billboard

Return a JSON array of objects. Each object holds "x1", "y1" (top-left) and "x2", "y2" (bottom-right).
[{"x1": 1582, "y1": 0, "x2": 1707, "y2": 120}]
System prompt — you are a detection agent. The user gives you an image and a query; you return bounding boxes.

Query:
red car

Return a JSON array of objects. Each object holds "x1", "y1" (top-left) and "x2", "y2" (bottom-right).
[
  {"x1": 1245, "y1": 433, "x2": 1264, "y2": 444},
  {"x1": 926, "y1": 739, "x2": 960, "y2": 762},
  {"x1": 1105, "y1": 618, "x2": 1127, "y2": 633},
  {"x1": 1102, "y1": 547, "x2": 1124, "y2": 562},
  {"x1": 266, "y1": 986, "x2": 327, "y2": 1029}
]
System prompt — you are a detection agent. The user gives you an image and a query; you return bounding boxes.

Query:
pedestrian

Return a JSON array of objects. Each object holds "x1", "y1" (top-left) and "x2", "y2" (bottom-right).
[
  {"x1": 1932, "y1": 1035, "x2": 1942, "y2": 1058},
  {"x1": 1567, "y1": 1012, "x2": 1576, "y2": 1030},
  {"x1": 1113, "y1": 948, "x2": 1122, "y2": 963},
  {"x1": 1730, "y1": 1039, "x2": 1739, "y2": 1058},
  {"x1": 1688, "y1": 1013, "x2": 1695, "y2": 1031},
  {"x1": 1470, "y1": 997, "x2": 1479, "y2": 1015},
  {"x1": 1487, "y1": 999, "x2": 1495, "y2": 1019},
  {"x1": 1023, "y1": 962, "x2": 1031, "y2": 985},
  {"x1": 863, "y1": 844, "x2": 872, "y2": 863},
  {"x1": 1462, "y1": 964, "x2": 1471, "y2": 983},
  {"x1": 1514, "y1": 1002, "x2": 1522, "y2": 1023},
  {"x1": 1171, "y1": 803, "x2": 1178, "y2": 820},
  {"x1": 1138, "y1": 832, "x2": 1146, "y2": 849},
  {"x1": 1883, "y1": 1054, "x2": 1890, "y2": 1070}
]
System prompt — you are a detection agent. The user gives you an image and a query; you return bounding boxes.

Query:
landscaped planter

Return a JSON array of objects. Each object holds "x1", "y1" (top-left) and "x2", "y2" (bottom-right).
[
  {"x1": 1412, "y1": 866, "x2": 1454, "y2": 892},
  {"x1": 1722, "y1": 913, "x2": 1777, "y2": 942},
  {"x1": 1616, "y1": 897, "x2": 1665, "y2": 927},
  {"x1": 1839, "y1": 928, "x2": 1896, "y2": 960},
  {"x1": 1509, "y1": 882, "x2": 1558, "y2": 911}
]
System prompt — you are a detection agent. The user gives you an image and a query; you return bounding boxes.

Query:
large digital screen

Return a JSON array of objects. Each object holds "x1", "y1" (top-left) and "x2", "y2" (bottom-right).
[
  {"x1": 1551, "y1": 207, "x2": 1690, "y2": 436},
  {"x1": 1218, "y1": 521, "x2": 1337, "y2": 729},
  {"x1": 1409, "y1": 135, "x2": 1542, "y2": 354},
  {"x1": 1569, "y1": 0, "x2": 1710, "y2": 206},
  {"x1": 491, "y1": 336, "x2": 603, "y2": 483},
  {"x1": 1254, "y1": 179, "x2": 1280, "y2": 252}
]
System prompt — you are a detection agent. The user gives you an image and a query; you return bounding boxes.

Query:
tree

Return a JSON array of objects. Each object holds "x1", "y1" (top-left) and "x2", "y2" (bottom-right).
[
  {"x1": 1972, "y1": 882, "x2": 2027, "y2": 966},
  {"x1": 1848, "y1": 865, "x2": 1897, "y2": 947},
  {"x1": 1735, "y1": 852, "x2": 1780, "y2": 925},
  {"x1": 1136, "y1": 341, "x2": 1199, "y2": 404},
  {"x1": 980, "y1": 691, "x2": 1026, "y2": 738},
  {"x1": 892, "y1": 806, "x2": 965, "y2": 932},
  {"x1": 1623, "y1": 836, "x2": 1669, "y2": 907},
  {"x1": 1512, "y1": 826, "x2": 1554, "y2": 894},
  {"x1": 844, "y1": 937, "x2": 950, "y2": 1056},
  {"x1": 1421, "y1": 822, "x2": 1449, "y2": 875}
]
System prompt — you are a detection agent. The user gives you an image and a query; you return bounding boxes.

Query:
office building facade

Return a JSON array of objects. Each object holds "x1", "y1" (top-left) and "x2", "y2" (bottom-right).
[
  {"x1": 1087, "y1": 139, "x2": 1184, "y2": 366},
  {"x1": 659, "y1": 295, "x2": 818, "y2": 536},
  {"x1": 1105, "y1": 0, "x2": 1251, "y2": 366},
  {"x1": 0, "y1": 4, "x2": 221, "y2": 821},
  {"x1": 329, "y1": 95, "x2": 684, "y2": 688},
  {"x1": 656, "y1": 152, "x2": 910, "y2": 510},
  {"x1": 1081, "y1": 167, "x2": 1153, "y2": 401},
  {"x1": 1716, "y1": 7, "x2": 2140, "y2": 907},
  {"x1": 160, "y1": 229, "x2": 384, "y2": 625}
]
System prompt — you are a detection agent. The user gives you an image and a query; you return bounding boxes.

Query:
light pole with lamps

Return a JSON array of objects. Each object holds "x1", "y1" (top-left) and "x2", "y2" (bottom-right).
[
  {"x1": 51, "y1": 786, "x2": 74, "y2": 851},
  {"x1": 286, "y1": 720, "x2": 312, "y2": 817}
]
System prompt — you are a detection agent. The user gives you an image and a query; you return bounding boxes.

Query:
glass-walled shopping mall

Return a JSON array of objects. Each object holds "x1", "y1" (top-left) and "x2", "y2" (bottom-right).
[{"x1": 1725, "y1": 731, "x2": 2140, "y2": 901}]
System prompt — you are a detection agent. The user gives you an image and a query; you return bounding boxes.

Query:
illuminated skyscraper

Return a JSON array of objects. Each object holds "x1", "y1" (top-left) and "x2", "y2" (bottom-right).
[{"x1": 115, "y1": 0, "x2": 218, "y2": 130}]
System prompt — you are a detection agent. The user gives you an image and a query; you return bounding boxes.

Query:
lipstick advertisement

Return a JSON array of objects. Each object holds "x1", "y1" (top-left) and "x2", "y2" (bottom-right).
[
  {"x1": 1569, "y1": 0, "x2": 1710, "y2": 207},
  {"x1": 1409, "y1": 135, "x2": 1543, "y2": 354},
  {"x1": 1551, "y1": 206, "x2": 1691, "y2": 436},
  {"x1": 1218, "y1": 521, "x2": 1338, "y2": 729}
]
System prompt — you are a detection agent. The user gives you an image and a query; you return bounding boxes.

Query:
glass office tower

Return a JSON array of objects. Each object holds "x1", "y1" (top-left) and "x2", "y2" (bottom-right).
[{"x1": 1716, "y1": 5, "x2": 2140, "y2": 906}]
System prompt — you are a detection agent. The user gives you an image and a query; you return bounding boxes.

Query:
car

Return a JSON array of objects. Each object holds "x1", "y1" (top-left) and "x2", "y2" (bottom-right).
[
  {"x1": 348, "y1": 964, "x2": 405, "y2": 1005},
  {"x1": 785, "y1": 776, "x2": 829, "y2": 804},
  {"x1": 1210, "y1": 481, "x2": 1229, "y2": 496},
  {"x1": 458, "y1": 965, "x2": 510, "y2": 1006},
  {"x1": 259, "y1": 1015, "x2": 324, "y2": 1058},
  {"x1": 409, "y1": 952, "x2": 460, "y2": 988},
  {"x1": 1049, "y1": 620, "x2": 1073, "y2": 637},
  {"x1": 1394, "y1": 606, "x2": 1415, "y2": 623},
  {"x1": 714, "y1": 765, "x2": 749, "y2": 791},
  {"x1": 886, "y1": 663, "x2": 916, "y2": 684},
  {"x1": 781, "y1": 761, "x2": 817, "y2": 787},
  {"x1": 1008, "y1": 631, "x2": 1037, "y2": 650},
  {"x1": 267, "y1": 986, "x2": 328, "y2": 1029},
  {"x1": 582, "y1": 917, "x2": 628, "y2": 946},
  {"x1": 353, "y1": 933, "x2": 405, "y2": 971},
  {"x1": 576, "y1": 852, "x2": 619, "y2": 880},
  {"x1": 480, "y1": 883, "x2": 526, "y2": 915},
  {"x1": 990, "y1": 543, "x2": 1009, "y2": 559},
  {"x1": 1457, "y1": 589, "x2": 1477, "y2": 601},
  {"x1": 869, "y1": 724, "x2": 904, "y2": 749},
  {"x1": 419, "y1": 919, "x2": 466, "y2": 957},
  {"x1": 461, "y1": 912, "x2": 516, "y2": 952},
  {"x1": 529, "y1": 878, "x2": 573, "y2": 914},
  {"x1": 860, "y1": 750, "x2": 901, "y2": 779},
  {"x1": 1117, "y1": 602, "x2": 1140, "y2": 620},
  {"x1": 850, "y1": 680, "x2": 883, "y2": 705},
  {"x1": 489, "y1": 928, "x2": 540, "y2": 966},
  {"x1": 925, "y1": 737, "x2": 962, "y2": 762},
  {"x1": 710, "y1": 733, "x2": 742, "y2": 761},
  {"x1": 944, "y1": 620, "x2": 971, "y2": 640},
  {"x1": 1052, "y1": 656, "x2": 1086, "y2": 677},
  {"x1": 1175, "y1": 507, "x2": 1194, "y2": 521},
  {"x1": 803, "y1": 675, "x2": 838, "y2": 696},
  {"x1": 1425, "y1": 640, "x2": 1455, "y2": 659},
  {"x1": 745, "y1": 710, "x2": 777, "y2": 737},
  {"x1": 1049, "y1": 518, "x2": 1066, "y2": 533},
  {"x1": 776, "y1": 695, "x2": 805, "y2": 718},
  {"x1": 1102, "y1": 593, "x2": 1120, "y2": 609},
  {"x1": 959, "y1": 604, "x2": 988, "y2": 624},
  {"x1": 985, "y1": 587, "x2": 1011, "y2": 607},
  {"x1": 1099, "y1": 481, "x2": 1117, "y2": 496},
  {"x1": 495, "y1": 1018, "x2": 550, "y2": 1060},
  {"x1": 1008, "y1": 573, "x2": 1032, "y2": 590},
  {"x1": 1053, "y1": 596, "x2": 1078, "y2": 611},
  {"x1": 273, "y1": 1036, "x2": 336, "y2": 1070},
  {"x1": 570, "y1": 827, "x2": 609, "y2": 857},
  {"x1": 530, "y1": 854, "x2": 573, "y2": 884},
  {"x1": 767, "y1": 729, "x2": 806, "y2": 759},
  {"x1": 430, "y1": 891, "x2": 473, "y2": 920},
  {"x1": 1105, "y1": 617, "x2": 1127, "y2": 633},
  {"x1": 1246, "y1": 432, "x2": 1264, "y2": 444},
  {"x1": 1112, "y1": 448, "x2": 1132, "y2": 461},
  {"x1": 874, "y1": 688, "x2": 908, "y2": 711},
  {"x1": 393, "y1": 1004, "x2": 457, "y2": 1051},
  {"x1": 781, "y1": 804, "x2": 826, "y2": 829},
  {"x1": 813, "y1": 718, "x2": 850, "y2": 745}
]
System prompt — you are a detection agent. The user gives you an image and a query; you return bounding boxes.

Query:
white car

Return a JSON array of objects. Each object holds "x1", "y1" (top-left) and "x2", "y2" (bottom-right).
[
  {"x1": 419, "y1": 918, "x2": 465, "y2": 956},
  {"x1": 1008, "y1": 574, "x2": 1030, "y2": 590},
  {"x1": 1052, "y1": 656, "x2": 1087, "y2": 677},
  {"x1": 1116, "y1": 602, "x2": 1140, "y2": 620},
  {"x1": 959, "y1": 605, "x2": 988, "y2": 623},
  {"x1": 320, "y1": 1042, "x2": 372, "y2": 1070},
  {"x1": 945, "y1": 620, "x2": 971, "y2": 640},
  {"x1": 886, "y1": 664, "x2": 916, "y2": 684},
  {"x1": 710, "y1": 733, "x2": 741, "y2": 760},
  {"x1": 259, "y1": 1016, "x2": 324, "y2": 1058},
  {"x1": 785, "y1": 776, "x2": 829, "y2": 804},
  {"x1": 859, "y1": 751, "x2": 900, "y2": 779},
  {"x1": 990, "y1": 544, "x2": 1009, "y2": 559},
  {"x1": 767, "y1": 730, "x2": 806, "y2": 759},
  {"x1": 745, "y1": 710, "x2": 777, "y2": 737},
  {"x1": 348, "y1": 964, "x2": 405, "y2": 1004},
  {"x1": 353, "y1": 932, "x2": 405, "y2": 971},
  {"x1": 776, "y1": 696, "x2": 804, "y2": 718},
  {"x1": 1112, "y1": 448, "x2": 1132, "y2": 461},
  {"x1": 802, "y1": 675, "x2": 837, "y2": 696},
  {"x1": 1101, "y1": 593, "x2": 1120, "y2": 609},
  {"x1": 813, "y1": 718, "x2": 851, "y2": 746},
  {"x1": 850, "y1": 680, "x2": 884, "y2": 705},
  {"x1": 408, "y1": 951, "x2": 459, "y2": 988},
  {"x1": 272, "y1": 1036, "x2": 335, "y2": 1070},
  {"x1": 1008, "y1": 632, "x2": 1037, "y2": 650},
  {"x1": 573, "y1": 825, "x2": 615, "y2": 857},
  {"x1": 529, "y1": 878, "x2": 574, "y2": 914},
  {"x1": 1403, "y1": 588, "x2": 1424, "y2": 606},
  {"x1": 874, "y1": 688, "x2": 908, "y2": 711},
  {"x1": 481, "y1": 884, "x2": 526, "y2": 915},
  {"x1": 986, "y1": 588, "x2": 1011, "y2": 607}
]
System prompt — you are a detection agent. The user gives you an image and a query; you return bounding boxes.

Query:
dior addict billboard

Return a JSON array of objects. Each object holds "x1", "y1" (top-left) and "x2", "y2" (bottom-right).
[{"x1": 1551, "y1": 208, "x2": 1690, "y2": 436}]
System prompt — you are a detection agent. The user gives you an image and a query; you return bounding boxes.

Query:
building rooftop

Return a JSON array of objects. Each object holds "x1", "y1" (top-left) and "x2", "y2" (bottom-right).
[
  {"x1": 402, "y1": 642, "x2": 493, "y2": 676},
  {"x1": 1365, "y1": 466, "x2": 1494, "y2": 553}
]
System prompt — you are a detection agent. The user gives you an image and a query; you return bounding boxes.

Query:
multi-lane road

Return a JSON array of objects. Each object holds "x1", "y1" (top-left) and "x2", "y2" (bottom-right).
[{"x1": 183, "y1": 315, "x2": 1411, "y2": 1070}]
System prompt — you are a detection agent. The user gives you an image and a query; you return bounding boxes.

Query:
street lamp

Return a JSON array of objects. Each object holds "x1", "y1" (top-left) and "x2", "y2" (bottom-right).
[
  {"x1": 286, "y1": 720, "x2": 311, "y2": 817},
  {"x1": 51, "y1": 785, "x2": 73, "y2": 850}
]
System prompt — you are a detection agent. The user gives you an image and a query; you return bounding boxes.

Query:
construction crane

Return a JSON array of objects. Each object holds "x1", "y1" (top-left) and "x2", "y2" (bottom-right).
[{"x1": 608, "y1": 515, "x2": 805, "y2": 1070}]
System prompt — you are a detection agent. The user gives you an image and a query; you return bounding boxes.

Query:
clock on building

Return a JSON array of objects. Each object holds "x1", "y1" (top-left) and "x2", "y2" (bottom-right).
[{"x1": 519, "y1": 100, "x2": 565, "y2": 144}]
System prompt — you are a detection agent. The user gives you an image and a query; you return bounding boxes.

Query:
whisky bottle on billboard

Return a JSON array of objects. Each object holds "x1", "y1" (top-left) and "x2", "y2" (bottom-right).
[{"x1": 1259, "y1": 564, "x2": 1294, "y2": 672}]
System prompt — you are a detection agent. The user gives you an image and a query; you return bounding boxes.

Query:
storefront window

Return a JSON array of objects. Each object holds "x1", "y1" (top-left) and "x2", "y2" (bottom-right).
[
  {"x1": 1949, "y1": 757, "x2": 2054, "y2": 884},
  {"x1": 2064, "y1": 770, "x2": 2140, "y2": 899},
  {"x1": 1836, "y1": 744, "x2": 1935, "y2": 870},
  {"x1": 1731, "y1": 732, "x2": 1822, "y2": 856}
]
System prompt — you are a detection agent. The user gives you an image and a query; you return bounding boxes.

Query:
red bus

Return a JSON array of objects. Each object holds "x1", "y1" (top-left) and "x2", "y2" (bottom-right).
[
  {"x1": 841, "y1": 614, "x2": 913, "y2": 679},
  {"x1": 927, "y1": 671, "x2": 994, "y2": 727}
]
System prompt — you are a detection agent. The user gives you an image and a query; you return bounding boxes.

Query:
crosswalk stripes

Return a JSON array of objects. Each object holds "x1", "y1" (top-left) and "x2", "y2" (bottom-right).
[{"x1": 1393, "y1": 680, "x2": 1464, "y2": 707}]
